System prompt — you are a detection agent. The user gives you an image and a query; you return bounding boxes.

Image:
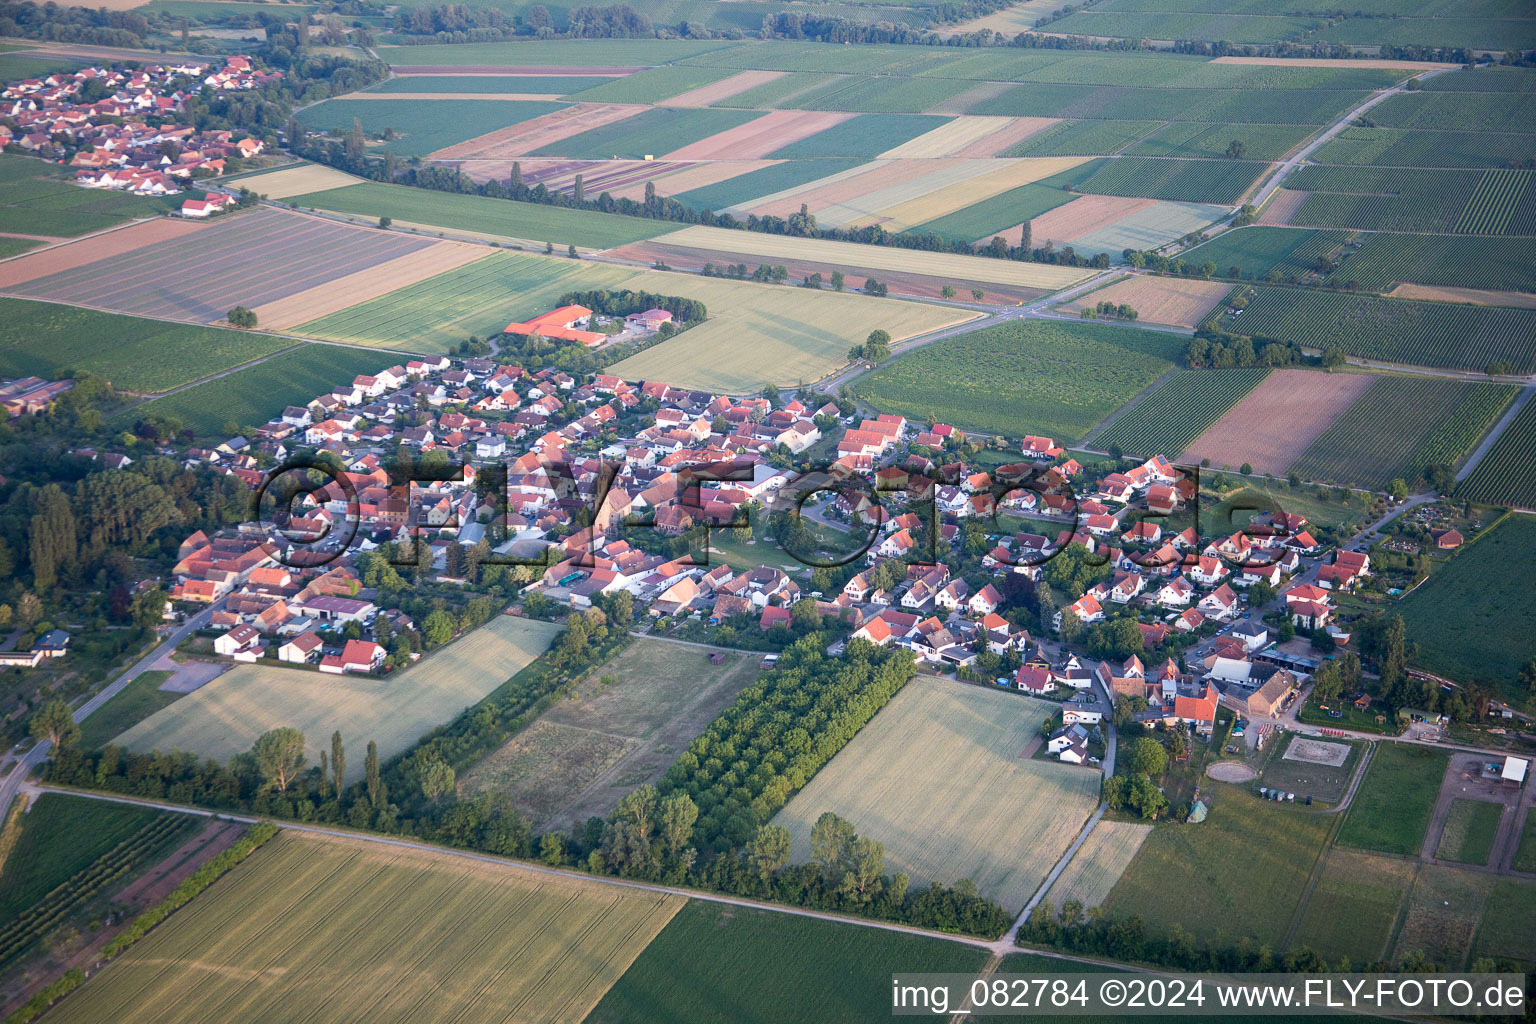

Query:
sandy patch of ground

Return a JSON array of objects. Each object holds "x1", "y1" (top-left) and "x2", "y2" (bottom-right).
[
  {"x1": 864, "y1": 156, "x2": 1088, "y2": 232},
  {"x1": 658, "y1": 68, "x2": 787, "y2": 107},
  {"x1": 610, "y1": 159, "x2": 778, "y2": 201},
  {"x1": 951, "y1": 116, "x2": 1061, "y2": 157},
  {"x1": 0, "y1": 216, "x2": 203, "y2": 288},
  {"x1": 430, "y1": 102, "x2": 648, "y2": 160},
  {"x1": 1212, "y1": 56, "x2": 1457, "y2": 70},
  {"x1": 880, "y1": 116, "x2": 1026, "y2": 159},
  {"x1": 1259, "y1": 189, "x2": 1308, "y2": 226},
  {"x1": 1387, "y1": 283, "x2": 1536, "y2": 309},
  {"x1": 662, "y1": 109, "x2": 853, "y2": 161},
  {"x1": 1063, "y1": 275, "x2": 1231, "y2": 328},
  {"x1": 253, "y1": 240, "x2": 487, "y2": 329},
  {"x1": 1284, "y1": 738, "x2": 1352, "y2": 767},
  {"x1": 1208, "y1": 761, "x2": 1259, "y2": 782},
  {"x1": 1030, "y1": 193, "x2": 1156, "y2": 246},
  {"x1": 234, "y1": 163, "x2": 364, "y2": 200},
  {"x1": 1182, "y1": 368, "x2": 1375, "y2": 474}
]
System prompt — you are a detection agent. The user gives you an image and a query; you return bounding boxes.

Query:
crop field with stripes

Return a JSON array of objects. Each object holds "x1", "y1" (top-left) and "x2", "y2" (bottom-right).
[
  {"x1": 1092, "y1": 368, "x2": 1269, "y2": 459},
  {"x1": 1458, "y1": 398, "x2": 1536, "y2": 509},
  {"x1": 1076, "y1": 157, "x2": 1267, "y2": 205}
]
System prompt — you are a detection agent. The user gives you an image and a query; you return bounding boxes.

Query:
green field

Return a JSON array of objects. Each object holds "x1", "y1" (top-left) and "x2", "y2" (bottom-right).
[
  {"x1": 1400, "y1": 514, "x2": 1536, "y2": 688},
  {"x1": 1077, "y1": 156, "x2": 1268, "y2": 205},
  {"x1": 79, "y1": 671, "x2": 180, "y2": 750},
  {"x1": 1472, "y1": 879, "x2": 1536, "y2": 968},
  {"x1": 1127, "y1": 121, "x2": 1315, "y2": 161},
  {"x1": 1515, "y1": 815, "x2": 1536, "y2": 873},
  {"x1": 1286, "y1": 165, "x2": 1536, "y2": 235},
  {"x1": 711, "y1": 71, "x2": 843, "y2": 109},
  {"x1": 299, "y1": 250, "x2": 637, "y2": 352},
  {"x1": 1436, "y1": 798, "x2": 1504, "y2": 866},
  {"x1": 288, "y1": 181, "x2": 671, "y2": 249},
  {"x1": 586, "y1": 899, "x2": 991, "y2": 1024},
  {"x1": 1337, "y1": 743, "x2": 1449, "y2": 856},
  {"x1": 1287, "y1": 378, "x2": 1517, "y2": 491},
  {"x1": 1458, "y1": 397, "x2": 1536, "y2": 509},
  {"x1": 366, "y1": 74, "x2": 617, "y2": 94},
  {"x1": 379, "y1": 39, "x2": 738, "y2": 67},
  {"x1": 0, "y1": 235, "x2": 39, "y2": 259},
  {"x1": 1392, "y1": 863, "x2": 1493, "y2": 970},
  {"x1": 1091, "y1": 367, "x2": 1269, "y2": 459},
  {"x1": 789, "y1": 75, "x2": 978, "y2": 113},
  {"x1": 1222, "y1": 287, "x2": 1536, "y2": 373},
  {"x1": 1371, "y1": 89, "x2": 1536, "y2": 135},
  {"x1": 1183, "y1": 226, "x2": 1354, "y2": 283},
  {"x1": 1103, "y1": 789, "x2": 1332, "y2": 947},
  {"x1": 905, "y1": 160, "x2": 1104, "y2": 243},
  {"x1": 852, "y1": 319, "x2": 1184, "y2": 440},
  {"x1": 0, "y1": 154, "x2": 182, "y2": 236},
  {"x1": 564, "y1": 65, "x2": 737, "y2": 103},
  {"x1": 1004, "y1": 119, "x2": 1162, "y2": 157},
  {"x1": 1291, "y1": 847, "x2": 1418, "y2": 965},
  {"x1": 296, "y1": 98, "x2": 567, "y2": 157},
  {"x1": 1334, "y1": 233, "x2": 1536, "y2": 294},
  {"x1": 531, "y1": 107, "x2": 762, "y2": 159},
  {"x1": 0, "y1": 795, "x2": 164, "y2": 925},
  {"x1": 767, "y1": 113, "x2": 949, "y2": 158},
  {"x1": 671, "y1": 158, "x2": 864, "y2": 213},
  {"x1": 0, "y1": 297, "x2": 293, "y2": 394},
  {"x1": 1314, "y1": 126, "x2": 1536, "y2": 169},
  {"x1": 0, "y1": 52, "x2": 81, "y2": 82},
  {"x1": 119, "y1": 343, "x2": 401, "y2": 436}
]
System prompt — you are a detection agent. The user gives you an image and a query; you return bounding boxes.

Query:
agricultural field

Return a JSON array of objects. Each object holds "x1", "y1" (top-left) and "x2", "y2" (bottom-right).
[
  {"x1": 459, "y1": 639, "x2": 762, "y2": 831},
  {"x1": 1287, "y1": 378, "x2": 1517, "y2": 491},
  {"x1": 368, "y1": 74, "x2": 620, "y2": 95},
  {"x1": 298, "y1": 250, "x2": 637, "y2": 352},
  {"x1": 586, "y1": 900, "x2": 991, "y2": 1024},
  {"x1": 0, "y1": 297, "x2": 293, "y2": 394},
  {"x1": 1458, "y1": 396, "x2": 1536, "y2": 509},
  {"x1": 1391, "y1": 863, "x2": 1493, "y2": 970},
  {"x1": 286, "y1": 180, "x2": 673, "y2": 249},
  {"x1": 1004, "y1": 119, "x2": 1162, "y2": 157},
  {"x1": 112, "y1": 616, "x2": 562, "y2": 781},
  {"x1": 534, "y1": 107, "x2": 764, "y2": 160},
  {"x1": 1370, "y1": 89, "x2": 1536, "y2": 135},
  {"x1": 1313, "y1": 126, "x2": 1536, "y2": 169},
  {"x1": 48, "y1": 830, "x2": 685, "y2": 1024},
  {"x1": 1181, "y1": 226, "x2": 1354, "y2": 282},
  {"x1": 1091, "y1": 367, "x2": 1269, "y2": 460},
  {"x1": 1337, "y1": 743, "x2": 1450, "y2": 856},
  {"x1": 118, "y1": 343, "x2": 395, "y2": 437},
  {"x1": 670, "y1": 158, "x2": 865, "y2": 213},
  {"x1": 1126, "y1": 121, "x2": 1315, "y2": 161},
  {"x1": 1335, "y1": 234, "x2": 1536, "y2": 295},
  {"x1": 1436, "y1": 799, "x2": 1504, "y2": 866},
  {"x1": 1061, "y1": 275, "x2": 1231, "y2": 328},
  {"x1": 78, "y1": 670, "x2": 180, "y2": 750},
  {"x1": 852, "y1": 319, "x2": 1183, "y2": 440},
  {"x1": 296, "y1": 97, "x2": 568, "y2": 158},
  {"x1": 9, "y1": 208, "x2": 437, "y2": 325},
  {"x1": 771, "y1": 676, "x2": 1101, "y2": 912},
  {"x1": 1221, "y1": 287, "x2": 1536, "y2": 373},
  {"x1": 1043, "y1": 821, "x2": 1152, "y2": 912},
  {"x1": 0, "y1": 154, "x2": 182, "y2": 236},
  {"x1": 378, "y1": 40, "x2": 736, "y2": 67},
  {"x1": 565, "y1": 65, "x2": 737, "y2": 103},
  {"x1": 1399, "y1": 515, "x2": 1536, "y2": 689},
  {"x1": 905, "y1": 179, "x2": 1077, "y2": 244},
  {"x1": 1067, "y1": 199, "x2": 1228, "y2": 257},
  {"x1": 1103, "y1": 789, "x2": 1333, "y2": 947},
  {"x1": 1287, "y1": 165, "x2": 1535, "y2": 235},
  {"x1": 1291, "y1": 848, "x2": 1417, "y2": 965},
  {"x1": 790, "y1": 75, "x2": 979, "y2": 114},
  {"x1": 222, "y1": 162, "x2": 365, "y2": 200},
  {"x1": 1180, "y1": 369, "x2": 1372, "y2": 475},
  {"x1": 1471, "y1": 879, "x2": 1536, "y2": 968},
  {"x1": 766, "y1": 113, "x2": 950, "y2": 158},
  {"x1": 608, "y1": 269, "x2": 977, "y2": 392},
  {"x1": 1076, "y1": 157, "x2": 1269, "y2": 205},
  {"x1": 1516, "y1": 816, "x2": 1536, "y2": 874}
]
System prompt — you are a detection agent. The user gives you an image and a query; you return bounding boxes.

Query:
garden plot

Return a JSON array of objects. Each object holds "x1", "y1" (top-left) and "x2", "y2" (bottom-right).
[
  {"x1": 771, "y1": 676, "x2": 1100, "y2": 912},
  {"x1": 1181, "y1": 369, "x2": 1374, "y2": 474}
]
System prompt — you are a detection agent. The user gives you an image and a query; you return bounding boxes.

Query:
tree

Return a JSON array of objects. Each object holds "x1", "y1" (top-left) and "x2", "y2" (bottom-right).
[
  {"x1": 365, "y1": 739, "x2": 383, "y2": 807},
  {"x1": 330, "y1": 731, "x2": 346, "y2": 801},
  {"x1": 809, "y1": 811, "x2": 856, "y2": 883},
  {"x1": 839, "y1": 835, "x2": 885, "y2": 902},
  {"x1": 30, "y1": 698, "x2": 79, "y2": 749},
  {"x1": 941, "y1": 285, "x2": 956, "y2": 298},
  {"x1": 1388, "y1": 478, "x2": 1409, "y2": 501},
  {"x1": 830, "y1": 270, "x2": 844, "y2": 291},
  {"x1": 227, "y1": 306, "x2": 257, "y2": 328},
  {"x1": 1226, "y1": 139, "x2": 1247, "y2": 159},
  {"x1": 1124, "y1": 735, "x2": 1169, "y2": 777},
  {"x1": 29, "y1": 484, "x2": 76, "y2": 591},
  {"x1": 746, "y1": 823, "x2": 792, "y2": 882},
  {"x1": 863, "y1": 329, "x2": 891, "y2": 362},
  {"x1": 616, "y1": 784, "x2": 659, "y2": 848},
  {"x1": 420, "y1": 759, "x2": 455, "y2": 803},
  {"x1": 1519, "y1": 658, "x2": 1536, "y2": 697},
  {"x1": 658, "y1": 793, "x2": 698, "y2": 858},
  {"x1": 252, "y1": 728, "x2": 306, "y2": 791},
  {"x1": 971, "y1": 288, "x2": 984, "y2": 301},
  {"x1": 572, "y1": 173, "x2": 584, "y2": 203},
  {"x1": 346, "y1": 116, "x2": 364, "y2": 165},
  {"x1": 422, "y1": 609, "x2": 456, "y2": 648},
  {"x1": 1312, "y1": 660, "x2": 1344, "y2": 706},
  {"x1": 378, "y1": 216, "x2": 391, "y2": 228}
]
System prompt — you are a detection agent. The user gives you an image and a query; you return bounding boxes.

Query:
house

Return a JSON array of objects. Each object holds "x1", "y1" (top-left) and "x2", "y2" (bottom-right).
[
  {"x1": 1047, "y1": 723, "x2": 1090, "y2": 755},
  {"x1": 1015, "y1": 665, "x2": 1055, "y2": 695},
  {"x1": 1246, "y1": 670, "x2": 1296, "y2": 717},
  {"x1": 967, "y1": 584, "x2": 1000, "y2": 617},
  {"x1": 1062, "y1": 695, "x2": 1105, "y2": 726},
  {"x1": 320, "y1": 638, "x2": 384, "y2": 674},
  {"x1": 33, "y1": 629, "x2": 70, "y2": 658},
  {"x1": 1431, "y1": 528, "x2": 1463, "y2": 549},
  {"x1": 625, "y1": 308, "x2": 673, "y2": 331},
  {"x1": 503, "y1": 305, "x2": 606, "y2": 347},
  {"x1": 180, "y1": 193, "x2": 232, "y2": 217},
  {"x1": 1058, "y1": 738, "x2": 1089, "y2": 764},
  {"x1": 1318, "y1": 550, "x2": 1370, "y2": 590},
  {"x1": 1197, "y1": 583, "x2": 1239, "y2": 621},
  {"x1": 277, "y1": 631, "x2": 322, "y2": 664},
  {"x1": 213, "y1": 624, "x2": 262, "y2": 660},
  {"x1": 1229, "y1": 620, "x2": 1269, "y2": 652}
]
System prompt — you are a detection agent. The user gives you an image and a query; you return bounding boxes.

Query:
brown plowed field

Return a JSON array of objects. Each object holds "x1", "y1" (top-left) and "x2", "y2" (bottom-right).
[
  {"x1": 1182, "y1": 369, "x2": 1375, "y2": 474},
  {"x1": 252, "y1": 241, "x2": 487, "y2": 329},
  {"x1": 662, "y1": 109, "x2": 854, "y2": 160},
  {"x1": 609, "y1": 159, "x2": 777, "y2": 201},
  {"x1": 1259, "y1": 189, "x2": 1309, "y2": 226},
  {"x1": 1063, "y1": 275, "x2": 1231, "y2": 328},
  {"x1": 951, "y1": 116, "x2": 1061, "y2": 157},
  {"x1": 1030, "y1": 194, "x2": 1156, "y2": 245},
  {"x1": 658, "y1": 69, "x2": 787, "y2": 107},
  {"x1": 0, "y1": 217, "x2": 204, "y2": 289},
  {"x1": 430, "y1": 103, "x2": 647, "y2": 160},
  {"x1": 746, "y1": 158, "x2": 950, "y2": 219}
]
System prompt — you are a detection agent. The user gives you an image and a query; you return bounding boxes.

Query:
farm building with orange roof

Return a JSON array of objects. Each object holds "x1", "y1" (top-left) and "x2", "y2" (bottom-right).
[{"x1": 504, "y1": 305, "x2": 606, "y2": 346}]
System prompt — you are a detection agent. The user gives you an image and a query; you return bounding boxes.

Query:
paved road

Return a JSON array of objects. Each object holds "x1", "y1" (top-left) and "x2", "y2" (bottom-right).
[{"x1": 0, "y1": 602, "x2": 222, "y2": 821}]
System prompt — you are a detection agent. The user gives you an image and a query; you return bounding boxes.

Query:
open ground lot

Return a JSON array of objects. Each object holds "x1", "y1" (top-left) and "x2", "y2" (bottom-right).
[
  {"x1": 1043, "y1": 821, "x2": 1151, "y2": 912},
  {"x1": 1291, "y1": 847, "x2": 1418, "y2": 965},
  {"x1": 460, "y1": 639, "x2": 761, "y2": 832},
  {"x1": 1392, "y1": 863, "x2": 1493, "y2": 970},
  {"x1": 1181, "y1": 369, "x2": 1374, "y2": 475},
  {"x1": 771, "y1": 676, "x2": 1100, "y2": 912},
  {"x1": 112, "y1": 616, "x2": 561, "y2": 783},
  {"x1": 1422, "y1": 753, "x2": 1523, "y2": 867},
  {"x1": 1103, "y1": 788, "x2": 1332, "y2": 947},
  {"x1": 47, "y1": 829, "x2": 683, "y2": 1024},
  {"x1": 1259, "y1": 733, "x2": 1362, "y2": 808}
]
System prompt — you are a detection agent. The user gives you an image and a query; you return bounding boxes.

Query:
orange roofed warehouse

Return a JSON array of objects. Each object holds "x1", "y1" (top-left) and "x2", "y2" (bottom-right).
[{"x1": 504, "y1": 305, "x2": 606, "y2": 346}]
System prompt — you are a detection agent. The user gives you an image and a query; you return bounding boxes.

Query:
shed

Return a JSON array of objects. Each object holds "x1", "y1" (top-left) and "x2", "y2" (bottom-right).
[{"x1": 1188, "y1": 800, "x2": 1208, "y2": 824}]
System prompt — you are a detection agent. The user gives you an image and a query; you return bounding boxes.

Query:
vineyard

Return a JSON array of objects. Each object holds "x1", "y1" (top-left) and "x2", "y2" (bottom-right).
[
  {"x1": 1288, "y1": 379, "x2": 1518, "y2": 491},
  {"x1": 0, "y1": 813, "x2": 195, "y2": 968},
  {"x1": 1182, "y1": 227, "x2": 1352, "y2": 282},
  {"x1": 1314, "y1": 127, "x2": 1536, "y2": 169},
  {"x1": 1077, "y1": 157, "x2": 1267, "y2": 205},
  {"x1": 1223, "y1": 288, "x2": 1536, "y2": 373},
  {"x1": 1330, "y1": 234, "x2": 1536, "y2": 294},
  {"x1": 1458, "y1": 397, "x2": 1536, "y2": 509},
  {"x1": 1092, "y1": 367, "x2": 1269, "y2": 459},
  {"x1": 1286, "y1": 165, "x2": 1535, "y2": 235},
  {"x1": 1453, "y1": 169, "x2": 1534, "y2": 235}
]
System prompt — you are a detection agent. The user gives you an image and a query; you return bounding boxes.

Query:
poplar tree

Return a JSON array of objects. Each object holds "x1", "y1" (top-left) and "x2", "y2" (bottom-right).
[{"x1": 331, "y1": 731, "x2": 346, "y2": 800}]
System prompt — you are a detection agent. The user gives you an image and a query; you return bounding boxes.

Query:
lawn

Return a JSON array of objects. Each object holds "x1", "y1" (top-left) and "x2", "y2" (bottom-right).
[
  {"x1": 1103, "y1": 789, "x2": 1332, "y2": 947},
  {"x1": 1471, "y1": 878, "x2": 1536, "y2": 968},
  {"x1": 118, "y1": 343, "x2": 400, "y2": 436},
  {"x1": 1043, "y1": 821, "x2": 1151, "y2": 912},
  {"x1": 1399, "y1": 515, "x2": 1536, "y2": 693},
  {"x1": 296, "y1": 98, "x2": 568, "y2": 157},
  {"x1": 298, "y1": 250, "x2": 638, "y2": 352},
  {"x1": 1291, "y1": 848, "x2": 1417, "y2": 965},
  {"x1": 1392, "y1": 863, "x2": 1492, "y2": 970},
  {"x1": 287, "y1": 180, "x2": 672, "y2": 249},
  {"x1": 49, "y1": 830, "x2": 684, "y2": 1024},
  {"x1": 459, "y1": 638, "x2": 762, "y2": 831},
  {"x1": 1336, "y1": 743, "x2": 1449, "y2": 856},
  {"x1": 79, "y1": 670, "x2": 180, "y2": 750},
  {"x1": 530, "y1": 107, "x2": 763, "y2": 159},
  {"x1": 771, "y1": 676, "x2": 1101, "y2": 912},
  {"x1": 585, "y1": 899, "x2": 991, "y2": 1024},
  {"x1": 0, "y1": 794, "x2": 164, "y2": 926},
  {"x1": 113, "y1": 616, "x2": 562, "y2": 780},
  {"x1": 0, "y1": 296, "x2": 293, "y2": 394},
  {"x1": 1436, "y1": 799, "x2": 1504, "y2": 866},
  {"x1": 852, "y1": 319, "x2": 1184, "y2": 441}
]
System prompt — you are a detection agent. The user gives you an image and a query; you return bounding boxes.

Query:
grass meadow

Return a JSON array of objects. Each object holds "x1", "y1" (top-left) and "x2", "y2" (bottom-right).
[
  {"x1": 78, "y1": 670, "x2": 180, "y2": 750},
  {"x1": 1392, "y1": 863, "x2": 1492, "y2": 970},
  {"x1": 296, "y1": 98, "x2": 567, "y2": 157},
  {"x1": 1435, "y1": 799, "x2": 1505, "y2": 866},
  {"x1": 1291, "y1": 847, "x2": 1417, "y2": 965},
  {"x1": 1336, "y1": 743, "x2": 1448, "y2": 856},
  {"x1": 1471, "y1": 879, "x2": 1536, "y2": 968}
]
